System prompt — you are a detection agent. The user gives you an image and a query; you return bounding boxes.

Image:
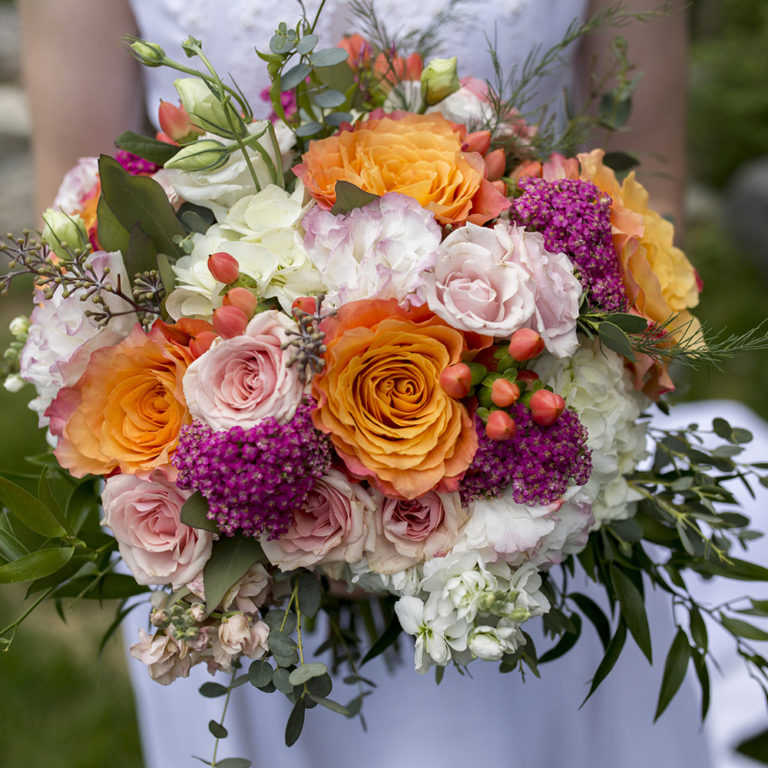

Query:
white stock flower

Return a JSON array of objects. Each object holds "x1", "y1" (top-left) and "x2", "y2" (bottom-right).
[
  {"x1": 468, "y1": 624, "x2": 520, "y2": 661},
  {"x1": 534, "y1": 339, "x2": 649, "y2": 524}
]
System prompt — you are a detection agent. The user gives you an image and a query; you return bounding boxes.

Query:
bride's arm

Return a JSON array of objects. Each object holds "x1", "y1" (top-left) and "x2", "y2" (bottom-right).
[
  {"x1": 18, "y1": 0, "x2": 144, "y2": 214},
  {"x1": 578, "y1": 0, "x2": 688, "y2": 232}
]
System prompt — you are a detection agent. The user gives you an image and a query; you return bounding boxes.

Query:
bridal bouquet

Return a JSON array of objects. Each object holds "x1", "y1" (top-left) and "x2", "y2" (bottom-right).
[{"x1": 2, "y1": 1, "x2": 768, "y2": 758}]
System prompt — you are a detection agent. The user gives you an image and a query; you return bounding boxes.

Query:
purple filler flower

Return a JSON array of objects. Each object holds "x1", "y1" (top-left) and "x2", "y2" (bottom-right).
[
  {"x1": 460, "y1": 405, "x2": 592, "y2": 507},
  {"x1": 115, "y1": 150, "x2": 160, "y2": 176},
  {"x1": 173, "y1": 401, "x2": 332, "y2": 538},
  {"x1": 511, "y1": 177, "x2": 627, "y2": 312}
]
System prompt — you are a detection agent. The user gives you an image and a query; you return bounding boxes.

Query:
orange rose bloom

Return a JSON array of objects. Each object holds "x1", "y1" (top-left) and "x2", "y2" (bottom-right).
[
  {"x1": 311, "y1": 299, "x2": 477, "y2": 499},
  {"x1": 48, "y1": 323, "x2": 192, "y2": 477},
  {"x1": 293, "y1": 112, "x2": 509, "y2": 227}
]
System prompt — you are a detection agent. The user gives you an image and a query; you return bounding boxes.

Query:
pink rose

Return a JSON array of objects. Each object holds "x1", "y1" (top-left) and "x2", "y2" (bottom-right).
[
  {"x1": 261, "y1": 469, "x2": 372, "y2": 570},
  {"x1": 504, "y1": 226, "x2": 582, "y2": 358},
  {"x1": 183, "y1": 310, "x2": 305, "y2": 430},
  {"x1": 366, "y1": 491, "x2": 467, "y2": 574},
  {"x1": 130, "y1": 628, "x2": 192, "y2": 685},
  {"x1": 421, "y1": 222, "x2": 536, "y2": 335},
  {"x1": 102, "y1": 469, "x2": 213, "y2": 589}
]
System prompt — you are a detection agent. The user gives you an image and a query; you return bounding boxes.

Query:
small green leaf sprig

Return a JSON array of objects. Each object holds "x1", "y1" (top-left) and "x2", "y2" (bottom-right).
[{"x1": 256, "y1": 7, "x2": 356, "y2": 141}]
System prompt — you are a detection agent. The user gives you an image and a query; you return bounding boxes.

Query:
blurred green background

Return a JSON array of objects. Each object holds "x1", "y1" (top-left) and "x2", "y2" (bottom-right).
[{"x1": 0, "y1": 0, "x2": 767, "y2": 766}]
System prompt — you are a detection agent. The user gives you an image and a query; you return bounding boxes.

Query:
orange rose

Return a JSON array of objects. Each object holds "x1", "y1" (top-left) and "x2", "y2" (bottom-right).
[
  {"x1": 311, "y1": 299, "x2": 477, "y2": 499},
  {"x1": 293, "y1": 112, "x2": 509, "y2": 227},
  {"x1": 47, "y1": 323, "x2": 192, "y2": 477}
]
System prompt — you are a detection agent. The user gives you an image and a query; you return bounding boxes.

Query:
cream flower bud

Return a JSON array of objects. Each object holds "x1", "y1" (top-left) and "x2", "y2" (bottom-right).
[
  {"x1": 3, "y1": 373, "x2": 25, "y2": 393},
  {"x1": 130, "y1": 40, "x2": 166, "y2": 67},
  {"x1": 420, "y1": 57, "x2": 460, "y2": 106},
  {"x1": 41, "y1": 209, "x2": 88, "y2": 261},
  {"x1": 174, "y1": 78, "x2": 240, "y2": 134},
  {"x1": 164, "y1": 139, "x2": 229, "y2": 172},
  {"x1": 9, "y1": 316, "x2": 29, "y2": 339}
]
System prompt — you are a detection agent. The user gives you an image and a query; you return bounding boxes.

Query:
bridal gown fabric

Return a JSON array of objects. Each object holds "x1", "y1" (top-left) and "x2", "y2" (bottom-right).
[{"x1": 121, "y1": 1, "x2": 766, "y2": 765}]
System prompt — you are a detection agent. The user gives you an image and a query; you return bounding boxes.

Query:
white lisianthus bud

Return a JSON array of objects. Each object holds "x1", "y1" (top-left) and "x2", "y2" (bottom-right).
[
  {"x1": 420, "y1": 57, "x2": 460, "y2": 106},
  {"x1": 165, "y1": 139, "x2": 229, "y2": 172},
  {"x1": 174, "y1": 78, "x2": 240, "y2": 134},
  {"x1": 3, "y1": 373, "x2": 25, "y2": 393},
  {"x1": 9, "y1": 315, "x2": 29, "y2": 339},
  {"x1": 130, "y1": 40, "x2": 166, "y2": 67},
  {"x1": 41, "y1": 209, "x2": 88, "y2": 261}
]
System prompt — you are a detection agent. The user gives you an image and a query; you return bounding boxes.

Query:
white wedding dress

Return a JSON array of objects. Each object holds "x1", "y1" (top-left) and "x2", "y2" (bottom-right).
[{"x1": 122, "y1": 2, "x2": 768, "y2": 766}]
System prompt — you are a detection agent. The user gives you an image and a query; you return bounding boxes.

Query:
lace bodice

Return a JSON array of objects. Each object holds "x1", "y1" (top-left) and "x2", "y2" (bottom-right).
[{"x1": 128, "y1": 0, "x2": 588, "y2": 122}]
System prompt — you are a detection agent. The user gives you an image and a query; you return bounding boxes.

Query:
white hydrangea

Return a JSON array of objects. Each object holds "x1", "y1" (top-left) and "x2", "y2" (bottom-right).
[
  {"x1": 533, "y1": 339, "x2": 650, "y2": 525},
  {"x1": 165, "y1": 183, "x2": 324, "y2": 318}
]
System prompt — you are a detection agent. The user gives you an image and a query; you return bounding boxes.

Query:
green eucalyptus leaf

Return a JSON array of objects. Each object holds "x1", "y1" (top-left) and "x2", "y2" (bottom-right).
[
  {"x1": 264, "y1": 608, "x2": 297, "y2": 635},
  {"x1": 272, "y1": 667, "x2": 294, "y2": 695},
  {"x1": 114, "y1": 130, "x2": 178, "y2": 165},
  {"x1": 324, "y1": 111, "x2": 354, "y2": 127},
  {"x1": 692, "y1": 649, "x2": 710, "y2": 721},
  {"x1": 37, "y1": 471, "x2": 67, "y2": 531},
  {"x1": 208, "y1": 719, "x2": 228, "y2": 739},
  {"x1": 331, "y1": 181, "x2": 379, "y2": 216},
  {"x1": 98, "y1": 154, "x2": 184, "y2": 258},
  {"x1": 52, "y1": 572, "x2": 149, "y2": 599},
  {"x1": 199, "y1": 682, "x2": 229, "y2": 698},
  {"x1": 280, "y1": 63, "x2": 312, "y2": 91},
  {"x1": 736, "y1": 726, "x2": 768, "y2": 764},
  {"x1": 654, "y1": 628, "x2": 691, "y2": 721},
  {"x1": 268, "y1": 629, "x2": 298, "y2": 657},
  {"x1": 285, "y1": 697, "x2": 306, "y2": 746},
  {"x1": 215, "y1": 759, "x2": 251, "y2": 768},
  {"x1": 25, "y1": 553, "x2": 89, "y2": 596},
  {"x1": 689, "y1": 606, "x2": 708, "y2": 652},
  {"x1": 180, "y1": 491, "x2": 218, "y2": 532},
  {"x1": 310, "y1": 48, "x2": 348, "y2": 67},
  {"x1": 297, "y1": 571, "x2": 322, "y2": 619},
  {"x1": 0, "y1": 547, "x2": 74, "y2": 584},
  {"x1": 610, "y1": 565, "x2": 652, "y2": 662},
  {"x1": 178, "y1": 202, "x2": 216, "y2": 234},
  {"x1": 308, "y1": 695, "x2": 350, "y2": 715},
  {"x1": 712, "y1": 417, "x2": 732, "y2": 440},
  {"x1": 203, "y1": 535, "x2": 263, "y2": 613},
  {"x1": 295, "y1": 121, "x2": 323, "y2": 138},
  {"x1": 313, "y1": 89, "x2": 346, "y2": 109},
  {"x1": 0, "y1": 475, "x2": 67, "y2": 538},
  {"x1": 288, "y1": 662, "x2": 327, "y2": 686},
  {"x1": 306, "y1": 673, "x2": 332, "y2": 699},
  {"x1": 296, "y1": 34, "x2": 318, "y2": 54},
  {"x1": 732, "y1": 428, "x2": 754, "y2": 444},
  {"x1": 249, "y1": 659, "x2": 274, "y2": 688},
  {"x1": 695, "y1": 557, "x2": 768, "y2": 582}
]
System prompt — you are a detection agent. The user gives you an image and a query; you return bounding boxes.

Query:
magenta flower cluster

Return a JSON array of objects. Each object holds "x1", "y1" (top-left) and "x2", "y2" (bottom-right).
[
  {"x1": 115, "y1": 150, "x2": 161, "y2": 176},
  {"x1": 511, "y1": 177, "x2": 627, "y2": 312},
  {"x1": 173, "y1": 402, "x2": 332, "y2": 538},
  {"x1": 460, "y1": 405, "x2": 592, "y2": 507}
]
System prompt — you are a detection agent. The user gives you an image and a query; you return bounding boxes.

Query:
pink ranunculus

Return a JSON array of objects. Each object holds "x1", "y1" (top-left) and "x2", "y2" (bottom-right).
[
  {"x1": 130, "y1": 628, "x2": 192, "y2": 685},
  {"x1": 503, "y1": 225, "x2": 582, "y2": 358},
  {"x1": 421, "y1": 222, "x2": 536, "y2": 336},
  {"x1": 102, "y1": 469, "x2": 213, "y2": 589},
  {"x1": 260, "y1": 469, "x2": 373, "y2": 570},
  {"x1": 182, "y1": 309, "x2": 305, "y2": 430},
  {"x1": 366, "y1": 490, "x2": 467, "y2": 574}
]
